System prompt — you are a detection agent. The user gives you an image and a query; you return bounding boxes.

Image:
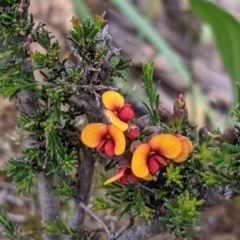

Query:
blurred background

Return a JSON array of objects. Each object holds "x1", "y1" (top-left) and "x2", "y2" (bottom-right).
[{"x1": 1, "y1": 0, "x2": 240, "y2": 239}]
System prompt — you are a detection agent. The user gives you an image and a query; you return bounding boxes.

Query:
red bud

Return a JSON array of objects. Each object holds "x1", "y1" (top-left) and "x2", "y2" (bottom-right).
[{"x1": 127, "y1": 125, "x2": 139, "y2": 139}]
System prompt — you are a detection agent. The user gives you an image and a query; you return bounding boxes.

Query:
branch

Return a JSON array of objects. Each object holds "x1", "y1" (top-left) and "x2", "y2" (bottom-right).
[
  {"x1": 70, "y1": 144, "x2": 96, "y2": 228},
  {"x1": 78, "y1": 202, "x2": 111, "y2": 239},
  {"x1": 117, "y1": 184, "x2": 235, "y2": 240},
  {"x1": 199, "y1": 185, "x2": 234, "y2": 210},
  {"x1": 117, "y1": 216, "x2": 166, "y2": 240},
  {"x1": 114, "y1": 214, "x2": 136, "y2": 239},
  {"x1": 37, "y1": 172, "x2": 61, "y2": 240},
  {"x1": 1, "y1": 1, "x2": 61, "y2": 239}
]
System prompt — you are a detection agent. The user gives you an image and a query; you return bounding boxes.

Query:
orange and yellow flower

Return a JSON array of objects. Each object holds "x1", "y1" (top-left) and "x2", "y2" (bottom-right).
[
  {"x1": 131, "y1": 134, "x2": 193, "y2": 179},
  {"x1": 80, "y1": 123, "x2": 126, "y2": 157},
  {"x1": 102, "y1": 91, "x2": 135, "y2": 131}
]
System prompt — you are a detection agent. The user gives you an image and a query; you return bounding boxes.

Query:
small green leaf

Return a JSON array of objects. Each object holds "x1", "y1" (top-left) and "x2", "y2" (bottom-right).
[{"x1": 118, "y1": 204, "x2": 132, "y2": 220}]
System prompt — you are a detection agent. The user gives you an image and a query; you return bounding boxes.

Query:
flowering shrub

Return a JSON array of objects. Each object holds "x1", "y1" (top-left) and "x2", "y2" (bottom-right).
[
  {"x1": 1, "y1": 2, "x2": 240, "y2": 240},
  {"x1": 81, "y1": 91, "x2": 193, "y2": 184}
]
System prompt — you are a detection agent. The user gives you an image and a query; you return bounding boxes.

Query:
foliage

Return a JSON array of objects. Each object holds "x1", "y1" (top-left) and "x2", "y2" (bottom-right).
[
  {"x1": 93, "y1": 173, "x2": 154, "y2": 223},
  {"x1": 1, "y1": 1, "x2": 240, "y2": 240},
  {"x1": 0, "y1": 206, "x2": 33, "y2": 240},
  {"x1": 43, "y1": 217, "x2": 98, "y2": 240},
  {"x1": 141, "y1": 61, "x2": 160, "y2": 125}
]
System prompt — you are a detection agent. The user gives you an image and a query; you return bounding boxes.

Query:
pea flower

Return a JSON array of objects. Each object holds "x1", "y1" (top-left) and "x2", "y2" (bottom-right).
[
  {"x1": 80, "y1": 123, "x2": 126, "y2": 157},
  {"x1": 102, "y1": 91, "x2": 135, "y2": 131},
  {"x1": 132, "y1": 134, "x2": 192, "y2": 179},
  {"x1": 104, "y1": 167, "x2": 138, "y2": 185}
]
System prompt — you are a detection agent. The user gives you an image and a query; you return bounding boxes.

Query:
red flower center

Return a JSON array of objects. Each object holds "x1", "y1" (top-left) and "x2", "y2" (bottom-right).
[
  {"x1": 147, "y1": 154, "x2": 168, "y2": 174},
  {"x1": 119, "y1": 168, "x2": 138, "y2": 185},
  {"x1": 96, "y1": 139, "x2": 114, "y2": 157}
]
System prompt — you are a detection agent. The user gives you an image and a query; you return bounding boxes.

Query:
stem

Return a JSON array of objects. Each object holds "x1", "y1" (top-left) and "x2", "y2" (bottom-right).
[
  {"x1": 37, "y1": 171, "x2": 61, "y2": 240},
  {"x1": 70, "y1": 145, "x2": 96, "y2": 228},
  {"x1": 114, "y1": 214, "x2": 136, "y2": 239},
  {"x1": 117, "y1": 216, "x2": 166, "y2": 240},
  {"x1": 79, "y1": 202, "x2": 112, "y2": 239}
]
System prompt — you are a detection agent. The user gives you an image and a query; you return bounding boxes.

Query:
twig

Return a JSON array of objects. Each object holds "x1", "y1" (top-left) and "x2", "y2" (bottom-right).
[
  {"x1": 117, "y1": 216, "x2": 166, "y2": 240},
  {"x1": 67, "y1": 40, "x2": 83, "y2": 66},
  {"x1": 136, "y1": 182, "x2": 155, "y2": 195},
  {"x1": 79, "y1": 202, "x2": 112, "y2": 239},
  {"x1": 114, "y1": 213, "x2": 137, "y2": 239},
  {"x1": 70, "y1": 144, "x2": 96, "y2": 228},
  {"x1": 7, "y1": 212, "x2": 29, "y2": 223}
]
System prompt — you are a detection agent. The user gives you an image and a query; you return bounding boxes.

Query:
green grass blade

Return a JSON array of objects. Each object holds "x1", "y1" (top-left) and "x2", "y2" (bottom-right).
[
  {"x1": 190, "y1": 0, "x2": 240, "y2": 97},
  {"x1": 71, "y1": 0, "x2": 93, "y2": 20}
]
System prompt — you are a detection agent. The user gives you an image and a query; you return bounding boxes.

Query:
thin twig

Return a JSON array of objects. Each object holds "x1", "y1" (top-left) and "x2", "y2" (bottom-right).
[
  {"x1": 136, "y1": 182, "x2": 155, "y2": 195},
  {"x1": 114, "y1": 213, "x2": 137, "y2": 239},
  {"x1": 79, "y1": 202, "x2": 112, "y2": 239}
]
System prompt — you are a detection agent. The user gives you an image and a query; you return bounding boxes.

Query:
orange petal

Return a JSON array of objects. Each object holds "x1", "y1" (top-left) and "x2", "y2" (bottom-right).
[
  {"x1": 108, "y1": 124, "x2": 126, "y2": 155},
  {"x1": 104, "y1": 167, "x2": 126, "y2": 185},
  {"x1": 105, "y1": 110, "x2": 128, "y2": 131},
  {"x1": 142, "y1": 173, "x2": 153, "y2": 181},
  {"x1": 102, "y1": 91, "x2": 124, "y2": 111},
  {"x1": 186, "y1": 137, "x2": 193, "y2": 153},
  {"x1": 175, "y1": 135, "x2": 193, "y2": 153},
  {"x1": 80, "y1": 123, "x2": 108, "y2": 148},
  {"x1": 132, "y1": 143, "x2": 151, "y2": 178},
  {"x1": 172, "y1": 135, "x2": 193, "y2": 163},
  {"x1": 149, "y1": 134, "x2": 182, "y2": 159}
]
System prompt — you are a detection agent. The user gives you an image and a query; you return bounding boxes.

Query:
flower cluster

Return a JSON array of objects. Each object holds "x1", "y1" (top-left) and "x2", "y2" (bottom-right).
[{"x1": 80, "y1": 91, "x2": 193, "y2": 185}]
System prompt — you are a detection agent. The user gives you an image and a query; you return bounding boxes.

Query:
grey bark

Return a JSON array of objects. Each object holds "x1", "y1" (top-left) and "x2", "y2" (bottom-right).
[{"x1": 37, "y1": 172, "x2": 61, "y2": 240}]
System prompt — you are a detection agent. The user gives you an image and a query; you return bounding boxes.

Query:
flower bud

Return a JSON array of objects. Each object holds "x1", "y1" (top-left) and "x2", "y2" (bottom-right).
[
  {"x1": 223, "y1": 125, "x2": 237, "y2": 144},
  {"x1": 118, "y1": 104, "x2": 135, "y2": 122},
  {"x1": 173, "y1": 94, "x2": 185, "y2": 126},
  {"x1": 146, "y1": 134, "x2": 157, "y2": 142},
  {"x1": 127, "y1": 125, "x2": 140, "y2": 139},
  {"x1": 155, "y1": 105, "x2": 175, "y2": 127},
  {"x1": 176, "y1": 94, "x2": 185, "y2": 108},
  {"x1": 130, "y1": 140, "x2": 141, "y2": 153},
  {"x1": 146, "y1": 126, "x2": 165, "y2": 136},
  {"x1": 135, "y1": 114, "x2": 150, "y2": 129}
]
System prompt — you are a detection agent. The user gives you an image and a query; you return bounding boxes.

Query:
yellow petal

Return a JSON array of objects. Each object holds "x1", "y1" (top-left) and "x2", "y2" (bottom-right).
[
  {"x1": 102, "y1": 91, "x2": 124, "y2": 111},
  {"x1": 142, "y1": 173, "x2": 153, "y2": 181},
  {"x1": 149, "y1": 134, "x2": 182, "y2": 159},
  {"x1": 80, "y1": 123, "x2": 108, "y2": 148},
  {"x1": 186, "y1": 137, "x2": 193, "y2": 153},
  {"x1": 104, "y1": 110, "x2": 128, "y2": 131},
  {"x1": 108, "y1": 124, "x2": 126, "y2": 155},
  {"x1": 132, "y1": 143, "x2": 150, "y2": 178},
  {"x1": 104, "y1": 167, "x2": 126, "y2": 185},
  {"x1": 172, "y1": 135, "x2": 193, "y2": 163}
]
